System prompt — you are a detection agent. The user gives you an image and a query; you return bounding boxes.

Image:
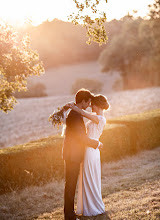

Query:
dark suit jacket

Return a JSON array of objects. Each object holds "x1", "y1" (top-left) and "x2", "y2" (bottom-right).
[{"x1": 62, "y1": 109, "x2": 90, "y2": 163}]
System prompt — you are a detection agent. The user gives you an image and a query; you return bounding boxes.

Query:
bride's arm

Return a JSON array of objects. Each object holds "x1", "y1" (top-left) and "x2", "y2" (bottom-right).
[{"x1": 66, "y1": 103, "x2": 99, "y2": 124}]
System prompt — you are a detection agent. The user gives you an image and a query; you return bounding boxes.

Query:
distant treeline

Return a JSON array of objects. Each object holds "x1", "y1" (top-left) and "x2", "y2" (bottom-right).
[{"x1": 21, "y1": 19, "x2": 105, "y2": 69}]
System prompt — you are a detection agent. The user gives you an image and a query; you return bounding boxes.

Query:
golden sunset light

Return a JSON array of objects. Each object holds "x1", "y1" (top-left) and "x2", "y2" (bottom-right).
[
  {"x1": 1, "y1": 0, "x2": 160, "y2": 219},
  {"x1": 0, "y1": 0, "x2": 154, "y2": 26}
]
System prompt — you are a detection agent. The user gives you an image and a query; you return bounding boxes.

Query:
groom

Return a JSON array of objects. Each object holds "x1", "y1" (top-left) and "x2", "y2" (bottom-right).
[{"x1": 63, "y1": 88, "x2": 103, "y2": 220}]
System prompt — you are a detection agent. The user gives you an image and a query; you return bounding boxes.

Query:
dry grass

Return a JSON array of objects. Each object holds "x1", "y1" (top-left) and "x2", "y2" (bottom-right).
[
  {"x1": 102, "y1": 179, "x2": 160, "y2": 220},
  {"x1": 0, "y1": 147, "x2": 159, "y2": 220},
  {"x1": 0, "y1": 95, "x2": 73, "y2": 148}
]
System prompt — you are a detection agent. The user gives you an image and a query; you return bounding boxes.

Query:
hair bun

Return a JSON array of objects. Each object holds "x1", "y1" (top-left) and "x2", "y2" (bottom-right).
[{"x1": 91, "y1": 94, "x2": 110, "y2": 110}]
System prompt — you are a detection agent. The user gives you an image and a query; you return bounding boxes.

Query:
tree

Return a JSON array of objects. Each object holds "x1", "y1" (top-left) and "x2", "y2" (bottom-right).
[
  {"x1": 99, "y1": 16, "x2": 143, "y2": 86},
  {"x1": 99, "y1": 0, "x2": 160, "y2": 90},
  {"x1": 69, "y1": 0, "x2": 108, "y2": 45},
  {"x1": 147, "y1": 0, "x2": 160, "y2": 85},
  {"x1": 0, "y1": 0, "x2": 108, "y2": 113},
  {"x1": 0, "y1": 23, "x2": 44, "y2": 112},
  {"x1": 148, "y1": 0, "x2": 160, "y2": 19}
]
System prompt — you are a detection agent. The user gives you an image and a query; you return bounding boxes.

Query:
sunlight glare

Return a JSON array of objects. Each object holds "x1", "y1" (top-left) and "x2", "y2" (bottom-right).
[
  {"x1": 0, "y1": 0, "x2": 155, "y2": 27},
  {"x1": 0, "y1": 0, "x2": 68, "y2": 26}
]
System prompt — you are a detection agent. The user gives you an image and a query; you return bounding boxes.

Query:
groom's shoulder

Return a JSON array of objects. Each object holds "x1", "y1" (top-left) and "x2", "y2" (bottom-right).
[{"x1": 67, "y1": 109, "x2": 80, "y2": 119}]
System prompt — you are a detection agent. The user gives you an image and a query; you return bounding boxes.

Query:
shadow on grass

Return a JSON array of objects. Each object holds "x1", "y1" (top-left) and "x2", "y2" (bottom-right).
[{"x1": 78, "y1": 211, "x2": 111, "y2": 220}]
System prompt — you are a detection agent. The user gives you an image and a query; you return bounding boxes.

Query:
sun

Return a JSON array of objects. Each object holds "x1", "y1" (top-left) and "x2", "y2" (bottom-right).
[{"x1": 0, "y1": 0, "x2": 69, "y2": 27}]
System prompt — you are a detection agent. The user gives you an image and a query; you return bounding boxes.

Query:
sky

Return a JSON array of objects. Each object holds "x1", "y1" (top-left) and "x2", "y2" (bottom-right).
[{"x1": 0, "y1": 0, "x2": 155, "y2": 27}]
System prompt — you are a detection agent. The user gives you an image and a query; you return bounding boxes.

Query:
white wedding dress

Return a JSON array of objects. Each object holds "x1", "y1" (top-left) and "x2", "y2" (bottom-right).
[{"x1": 76, "y1": 115, "x2": 106, "y2": 216}]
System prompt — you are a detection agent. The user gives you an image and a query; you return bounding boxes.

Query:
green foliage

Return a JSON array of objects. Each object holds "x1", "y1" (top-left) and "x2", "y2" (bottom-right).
[
  {"x1": 99, "y1": 0, "x2": 160, "y2": 89},
  {"x1": 104, "y1": 109, "x2": 160, "y2": 158},
  {"x1": 0, "y1": 23, "x2": 44, "y2": 112},
  {"x1": 0, "y1": 136, "x2": 64, "y2": 194},
  {"x1": 71, "y1": 78, "x2": 103, "y2": 94},
  {"x1": 68, "y1": 0, "x2": 108, "y2": 45}
]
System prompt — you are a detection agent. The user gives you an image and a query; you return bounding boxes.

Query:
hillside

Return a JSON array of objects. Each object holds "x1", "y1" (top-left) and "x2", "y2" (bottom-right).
[{"x1": 30, "y1": 61, "x2": 122, "y2": 96}]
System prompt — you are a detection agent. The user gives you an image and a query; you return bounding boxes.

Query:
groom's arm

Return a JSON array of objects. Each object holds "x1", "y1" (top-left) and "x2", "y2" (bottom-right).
[
  {"x1": 84, "y1": 136, "x2": 101, "y2": 149},
  {"x1": 78, "y1": 127, "x2": 101, "y2": 149}
]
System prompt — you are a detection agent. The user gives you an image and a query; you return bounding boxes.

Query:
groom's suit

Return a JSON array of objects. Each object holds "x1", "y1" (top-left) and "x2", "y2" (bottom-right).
[
  {"x1": 63, "y1": 109, "x2": 88, "y2": 163},
  {"x1": 63, "y1": 109, "x2": 99, "y2": 220}
]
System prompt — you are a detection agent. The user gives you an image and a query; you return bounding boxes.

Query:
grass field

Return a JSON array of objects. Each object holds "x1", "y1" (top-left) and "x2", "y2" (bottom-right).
[{"x1": 0, "y1": 146, "x2": 159, "y2": 220}]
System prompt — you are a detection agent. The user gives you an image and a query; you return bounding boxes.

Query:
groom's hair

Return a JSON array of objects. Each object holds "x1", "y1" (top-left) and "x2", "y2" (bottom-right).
[{"x1": 75, "y1": 88, "x2": 93, "y2": 104}]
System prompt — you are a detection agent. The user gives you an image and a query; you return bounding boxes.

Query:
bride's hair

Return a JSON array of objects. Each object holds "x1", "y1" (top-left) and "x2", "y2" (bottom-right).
[{"x1": 91, "y1": 94, "x2": 110, "y2": 110}]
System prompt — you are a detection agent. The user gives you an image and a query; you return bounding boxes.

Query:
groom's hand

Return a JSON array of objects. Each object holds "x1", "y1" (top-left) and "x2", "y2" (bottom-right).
[{"x1": 98, "y1": 142, "x2": 103, "y2": 150}]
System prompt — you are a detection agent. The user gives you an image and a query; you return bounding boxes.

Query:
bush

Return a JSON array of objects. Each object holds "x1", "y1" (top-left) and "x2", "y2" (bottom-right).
[
  {"x1": 71, "y1": 78, "x2": 103, "y2": 94},
  {"x1": 107, "y1": 108, "x2": 160, "y2": 153},
  {"x1": 0, "y1": 135, "x2": 64, "y2": 194},
  {"x1": 15, "y1": 82, "x2": 47, "y2": 98},
  {"x1": 100, "y1": 123, "x2": 131, "y2": 162}
]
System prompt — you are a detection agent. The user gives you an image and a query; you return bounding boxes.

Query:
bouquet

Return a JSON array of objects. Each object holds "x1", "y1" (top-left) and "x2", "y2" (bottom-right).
[{"x1": 48, "y1": 105, "x2": 69, "y2": 129}]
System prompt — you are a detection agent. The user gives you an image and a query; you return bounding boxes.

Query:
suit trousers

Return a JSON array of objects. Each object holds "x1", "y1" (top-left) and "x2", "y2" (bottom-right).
[{"x1": 64, "y1": 160, "x2": 80, "y2": 220}]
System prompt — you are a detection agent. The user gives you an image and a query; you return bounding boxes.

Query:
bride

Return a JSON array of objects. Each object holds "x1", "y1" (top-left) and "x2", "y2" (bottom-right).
[{"x1": 65, "y1": 94, "x2": 110, "y2": 217}]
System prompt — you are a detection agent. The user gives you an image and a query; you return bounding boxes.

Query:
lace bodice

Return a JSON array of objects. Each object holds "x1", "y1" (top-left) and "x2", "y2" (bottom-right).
[{"x1": 86, "y1": 115, "x2": 106, "y2": 140}]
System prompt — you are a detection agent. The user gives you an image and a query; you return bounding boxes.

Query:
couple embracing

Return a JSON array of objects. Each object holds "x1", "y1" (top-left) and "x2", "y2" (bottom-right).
[{"x1": 62, "y1": 88, "x2": 110, "y2": 220}]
